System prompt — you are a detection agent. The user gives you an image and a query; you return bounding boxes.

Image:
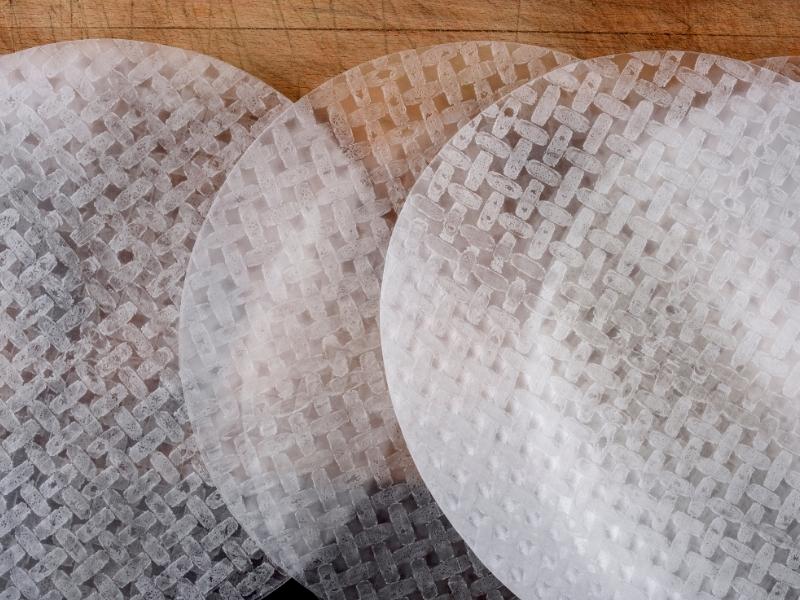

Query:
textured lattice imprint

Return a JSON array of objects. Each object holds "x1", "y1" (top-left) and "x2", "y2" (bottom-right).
[
  {"x1": 0, "y1": 40, "x2": 291, "y2": 599},
  {"x1": 179, "y1": 42, "x2": 575, "y2": 598},
  {"x1": 380, "y1": 51, "x2": 800, "y2": 599},
  {"x1": 753, "y1": 56, "x2": 800, "y2": 82}
]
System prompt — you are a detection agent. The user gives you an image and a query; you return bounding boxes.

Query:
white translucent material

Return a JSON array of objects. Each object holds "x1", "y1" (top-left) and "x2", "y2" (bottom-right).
[
  {"x1": 380, "y1": 51, "x2": 800, "y2": 599},
  {"x1": 753, "y1": 56, "x2": 800, "y2": 81},
  {"x1": 0, "y1": 40, "x2": 290, "y2": 599},
  {"x1": 179, "y1": 42, "x2": 575, "y2": 598}
]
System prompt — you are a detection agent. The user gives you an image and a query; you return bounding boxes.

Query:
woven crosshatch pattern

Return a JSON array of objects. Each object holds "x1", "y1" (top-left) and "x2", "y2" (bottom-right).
[
  {"x1": 0, "y1": 40, "x2": 290, "y2": 599},
  {"x1": 380, "y1": 51, "x2": 800, "y2": 599},
  {"x1": 753, "y1": 55, "x2": 800, "y2": 81},
  {"x1": 180, "y1": 42, "x2": 574, "y2": 598}
]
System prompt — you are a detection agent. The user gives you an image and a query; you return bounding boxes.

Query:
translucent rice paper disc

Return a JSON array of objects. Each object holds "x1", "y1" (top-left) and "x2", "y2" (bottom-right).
[
  {"x1": 179, "y1": 42, "x2": 575, "y2": 598},
  {"x1": 380, "y1": 51, "x2": 800, "y2": 599},
  {"x1": 752, "y1": 56, "x2": 800, "y2": 82},
  {"x1": 0, "y1": 40, "x2": 290, "y2": 599}
]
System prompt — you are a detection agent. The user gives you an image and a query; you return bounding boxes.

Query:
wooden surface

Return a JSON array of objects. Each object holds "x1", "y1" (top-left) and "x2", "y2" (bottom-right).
[{"x1": 2, "y1": 0, "x2": 800, "y2": 100}]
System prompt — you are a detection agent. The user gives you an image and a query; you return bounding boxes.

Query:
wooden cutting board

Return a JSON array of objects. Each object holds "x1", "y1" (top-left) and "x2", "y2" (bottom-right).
[{"x1": 2, "y1": 0, "x2": 799, "y2": 100}]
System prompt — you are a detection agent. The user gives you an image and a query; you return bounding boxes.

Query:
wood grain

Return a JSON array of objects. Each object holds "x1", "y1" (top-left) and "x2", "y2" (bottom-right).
[{"x1": 2, "y1": 0, "x2": 800, "y2": 99}]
